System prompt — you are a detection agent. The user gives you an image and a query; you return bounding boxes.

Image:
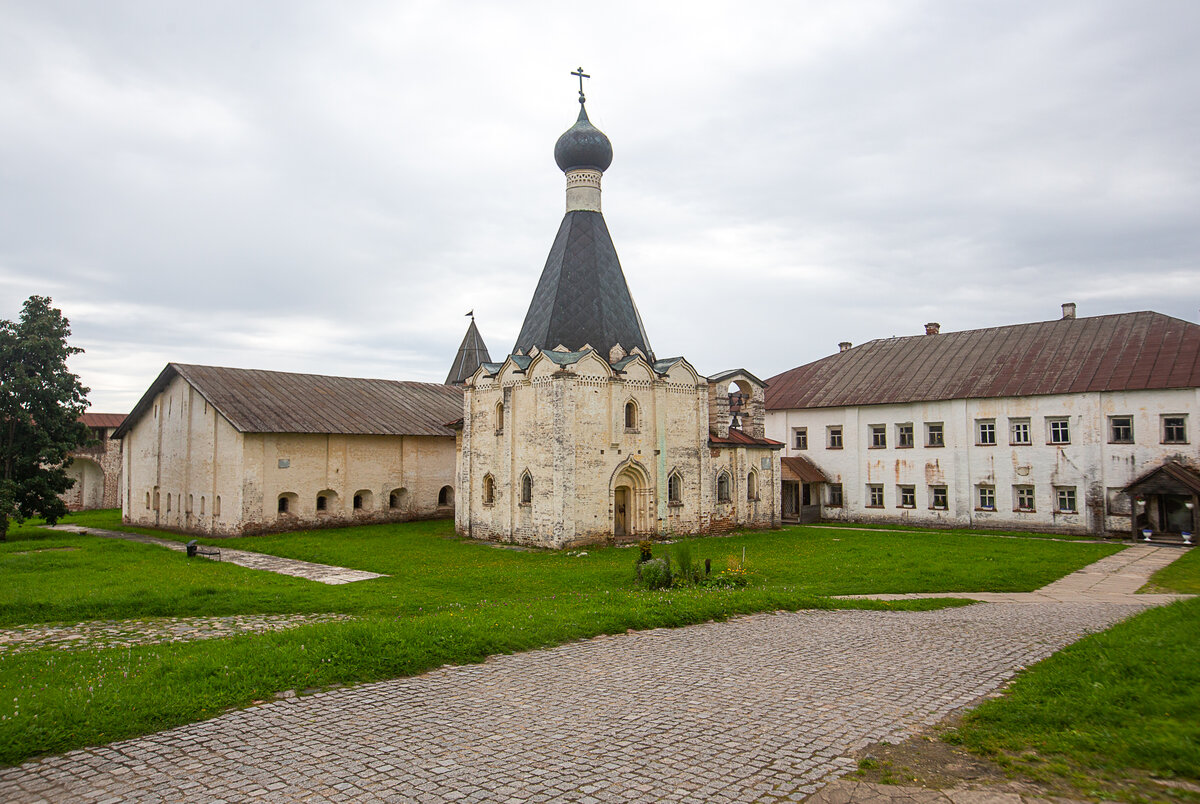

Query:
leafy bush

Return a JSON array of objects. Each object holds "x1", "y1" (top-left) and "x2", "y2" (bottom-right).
[{"x1": 639, "y1": 558, "x2": 671, "y2": 590}]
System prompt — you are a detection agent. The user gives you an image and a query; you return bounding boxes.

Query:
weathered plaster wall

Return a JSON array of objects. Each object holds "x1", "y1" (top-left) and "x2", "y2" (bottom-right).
[
  {"x1": 122, "y1": 375, "x2": 456, "y2": 536},
  {"x1": 460, "y1": 355, "x2": 780, "y2": 547},
  {"x1": 766, "y1": 387, "x2": 1199, "y2": 534},
  {"x1": 62, "y1": 427, "x2": 122, "y2": 510}
]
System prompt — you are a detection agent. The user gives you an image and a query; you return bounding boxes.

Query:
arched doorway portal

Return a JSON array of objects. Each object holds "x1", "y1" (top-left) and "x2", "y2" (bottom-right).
[{"x1": 611, "y1": 458, "x2": 652, "y2": 541}]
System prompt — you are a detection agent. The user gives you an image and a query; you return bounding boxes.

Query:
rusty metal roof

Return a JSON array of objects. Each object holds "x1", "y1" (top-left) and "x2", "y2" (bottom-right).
[
  {"x1": 782, "y1": 456, "x2": 829, "y2": 483},
  {"x1": 766, "y1": 311, "x2": 1200, "y2": 411},
  {"x1": 80, "y1": 413, "x2": 127, "y2": 428},
  {"x1": 708, "y1": 428, "x2": 785, "y2": 449},
  {"x1": 114, "y1": 364, "x2": 464, "y2": 439}
]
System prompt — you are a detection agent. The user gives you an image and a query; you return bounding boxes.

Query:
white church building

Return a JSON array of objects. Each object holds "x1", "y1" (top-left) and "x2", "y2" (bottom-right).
[
  {"x1": 455, "y1": 87, "x2": 783, "y2": 548},
  {"x1": 765, "y1": 305, "x2": 1200, "y2": 538}
]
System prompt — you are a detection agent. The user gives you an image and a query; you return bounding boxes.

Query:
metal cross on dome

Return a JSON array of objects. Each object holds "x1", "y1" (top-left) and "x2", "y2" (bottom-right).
[{"x1": 571, "y1": 66, "x2": 590, "y2": 103}]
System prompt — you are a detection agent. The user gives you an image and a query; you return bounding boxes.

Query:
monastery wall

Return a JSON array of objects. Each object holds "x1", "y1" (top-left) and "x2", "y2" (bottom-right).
[
  {"x1": 62, "y1": 427, "x2": 122, "y2": 510},
  {"x1": 122, "y1": 374, "x2": 245, "y2": 535},
  {"x1": 239, "y1": 432, "x2": 455, "y2": 532},
  {"x1": 767, "y1": 387, "x2": 1199, "y2": 534}
]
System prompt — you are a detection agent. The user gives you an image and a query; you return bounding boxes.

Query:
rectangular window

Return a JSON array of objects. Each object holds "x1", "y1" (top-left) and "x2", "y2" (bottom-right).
[
  {"x1": 827, "y1": 483, "x2": 843, "y2": 507},
  {"x1": 930, "y1": 485, "x2": 948, "y2": 510},
  {"x1": 793, "y1": 427, "x2": 808, "y2": 450},
  {"x1": 866, "y1": 484, "x2": 884, "y2": 507},
  {"x1": 976, "y1": 419, "x2": 996, "y2": 446},
  {"x1": 897, "y1": 423, "x2": 914, "y2": 448},
  {"x1": 926, "y1": 422, "x2": 944, "y2": 447},
  {"x1": 1048, "y1": 418, "x2": 1070, "y2": 445},
  {"x1": 1109, "y1": 416, "x2": 1134, "y2": 444},
  {"x1": 898, "y1": 485, "x2": 915, "y2": 508},
  {"x1": 869, "y1": 425, "x2": 887, "y2": 449},
  {"x1": 1014, "y1": 485, "x2": 1035, "y2": 512},
  {"x1": 827, "y1": 425, "x2": 843, "y2": 449},
  {"x1": 1056, "y1": 486, "x2": 1077, "y2": 513},
  {"x1": 1163, "y1": 415, "x2": 1188, "y2": 444},
  {"x1": 977, "y1": 485, "x2": 995, "y2": 511},
  {"x1": 1009, "y1": 418, "x2": 1031, "y2": 445}
]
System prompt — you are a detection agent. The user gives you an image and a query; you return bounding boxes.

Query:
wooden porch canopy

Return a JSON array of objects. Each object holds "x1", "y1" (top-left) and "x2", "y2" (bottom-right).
[
  {"x1": 1121, "y1": 460, "x2": 1200, "y2": 538},
  {"x1": 781, "y1": 456, "x2": 829, "y2": 484}
]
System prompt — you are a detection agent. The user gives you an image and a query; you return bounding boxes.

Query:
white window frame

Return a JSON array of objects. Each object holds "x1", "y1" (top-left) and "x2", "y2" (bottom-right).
[
  {"x1": 1048, "y1": 418, "x2": 1071, "y2": 445},
  {"x1": 1055, "y1": 486, "x2": 1077, "y2": 513},
  {"x1": 1009, "y1": 418, "x2": 1031, "y2": 445},
  {"x1": 977, "y1": 485, "x2": 995, "y2": 511}
]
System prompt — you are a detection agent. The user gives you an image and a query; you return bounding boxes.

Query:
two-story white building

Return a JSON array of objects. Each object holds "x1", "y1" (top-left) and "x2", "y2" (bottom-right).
[{"x1": 765, "y1": 306, "x2": 1200, "y2": 537}]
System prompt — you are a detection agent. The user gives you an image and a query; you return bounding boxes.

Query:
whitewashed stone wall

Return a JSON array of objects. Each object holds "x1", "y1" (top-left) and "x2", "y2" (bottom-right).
[
  {"x1": 766, "y1": 387, "x2": 1199, "y2": 534},
  {"x1": 459, "y1": 353, "x2": 780, "y2": 548},
  {"x1": 62, "y1": 427, "x2": 122, "y2": 510},
  {"x1": 121, "y1": 374, "x2": 456, "y2": 536}
]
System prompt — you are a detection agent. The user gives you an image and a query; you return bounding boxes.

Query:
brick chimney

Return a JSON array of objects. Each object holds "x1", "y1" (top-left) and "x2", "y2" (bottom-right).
[
  {"x1": 838, "y1": 341, "x2": 852, "y2": 353},
  {"x1": 924, "y1": 322, "x2": 940, "y2": 335},
  {"x1": 1062, "y1": 302, "x2": 1076, "y2": 320}
]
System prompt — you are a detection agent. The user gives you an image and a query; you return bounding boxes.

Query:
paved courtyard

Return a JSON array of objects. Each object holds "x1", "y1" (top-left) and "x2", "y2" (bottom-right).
[{"x1": 0, "y1": 546, "x2": 1189, "y2": 803}]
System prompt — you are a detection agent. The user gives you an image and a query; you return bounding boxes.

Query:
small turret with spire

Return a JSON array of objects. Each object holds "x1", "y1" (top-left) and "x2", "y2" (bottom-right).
[{"x1": 446, "y1": 312, "x2": 492, "y2": 385}]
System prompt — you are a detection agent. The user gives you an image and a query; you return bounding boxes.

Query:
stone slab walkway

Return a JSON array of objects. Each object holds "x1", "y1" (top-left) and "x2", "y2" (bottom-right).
[
  {"x1": 0, "y1": 614, "x2": 353, "y2": 657},
  {"x1": 0, "y1": 545, "x2": 1190, "y2": 803},
  {"x1": 50, "y1": 525, "x2": 386, "y2": 585},
  {"x1": 838, "y1": 544, "x2": 1192, "y2": 605}
]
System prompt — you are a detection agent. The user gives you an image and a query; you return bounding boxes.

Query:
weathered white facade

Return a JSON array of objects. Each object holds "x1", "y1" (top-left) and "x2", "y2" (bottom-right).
[
  {"x1": 117, "y1": 365, "x2": 461, "y2": 536},
  {"x1": 766, "y1": 309, "x2": 1200, "y2": 536},
  {"x1": 768, "y1": 388, "x2": 1198, "y2": 534},
  {"x1": 458, "y1": 353, "x2": 780, "y2": 547}
]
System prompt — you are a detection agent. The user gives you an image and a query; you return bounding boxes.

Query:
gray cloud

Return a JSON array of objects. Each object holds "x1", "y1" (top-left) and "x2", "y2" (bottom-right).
[{"x1": 2, "y1": 0, "x2": 1197, "y2": 410}]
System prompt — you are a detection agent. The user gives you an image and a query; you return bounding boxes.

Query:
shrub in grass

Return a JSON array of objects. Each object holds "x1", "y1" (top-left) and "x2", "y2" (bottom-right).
[
  {"x1": 640, "y1": 558, "x2": 671, "y2": 589},
  {"x1": 671, "y1": 543, "x2": 704, "y2": 588},
  {"x1": 637, "y1": 540, "x2": 653, "y2": 563}
]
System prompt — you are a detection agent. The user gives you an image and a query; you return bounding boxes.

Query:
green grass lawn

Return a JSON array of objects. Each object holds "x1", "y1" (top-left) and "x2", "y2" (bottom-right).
[
  {"x1": 947, "y1": 550, "x2": 1200, "y2": 801},
  {"x1": 0, "y1": 511, "x2": 1125, "y2": 767}
]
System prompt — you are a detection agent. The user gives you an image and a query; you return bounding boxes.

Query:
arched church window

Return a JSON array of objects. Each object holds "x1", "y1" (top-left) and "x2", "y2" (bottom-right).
[
  {"x1": 520, "y1": 471, "x2": 533, "y2": 505},
  {"x1": 483, "y1": 474, "x2": 495, "y2": 505},
  {"x1": 747, "y1": 470, "x2": 758, "y2": 501},
  {"x1": 495, "y1": 401, "x2": 504, "y2": 434},
  {"x1": 716, "y1": 471, "x2": 731, "y2": 504},
  {"x1": 624, "y1": 400, "x2": 638, "y2": 431},
  {"x1": 668, "y1": 472, "x2": 682, "y2": 505}
]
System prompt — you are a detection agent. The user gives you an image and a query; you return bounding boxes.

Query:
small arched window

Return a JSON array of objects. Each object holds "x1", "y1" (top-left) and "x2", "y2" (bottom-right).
[
  {"x1": 747, "y1": 471, "x2": 758, "y2": 501},
  {"x1": 624, "y1": 400, "x2": 639, "y2": 431},
  {"x1": 214, "y1": 496, "x2": 221, "y2": 517},
  {"x1": 200, "y1": 496, "x2": 206, "y2": 515},
  {"x1": 483, "y1": 474, "x2": 495, "y2": 505},
  {"x1": 668, "y1": 472, "x2": 682, "y2": 505},
  {"x1": 316, "y1": 494, "x2": 328, "y2": 512},
  {"x1": 717, "y1": 472, "x2": 731, "y2": 504},
  {"x1": 145, "y1": 491, "x2": 151, "y2": 510},
  {"x1": 278, "y1": 496, "x2": 289, "y2": 514},
  {"x1": 353, "y1": 494, "x2": 363, "y2": 510},
  {"x1": 495, "y1": 401, "x2": 504, "y2": 433},
  {"x1": 521, "y1": 472, "x2": 533, "y2": 505}
]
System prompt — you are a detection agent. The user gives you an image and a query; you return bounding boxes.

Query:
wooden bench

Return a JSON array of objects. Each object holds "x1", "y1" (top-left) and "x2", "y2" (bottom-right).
[{"x1": 185, "y1": 540, "x2": 221, "y2": 560}]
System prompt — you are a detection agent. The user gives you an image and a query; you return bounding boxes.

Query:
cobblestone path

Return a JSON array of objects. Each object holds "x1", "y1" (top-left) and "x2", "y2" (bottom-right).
[
  {"x1": 0, "y1": 546, "x2": 1188, "y2": 803},
  {"x1": 50, "y1": 525, "x2": 386, "y2": 584},
  {"x1": 0, "y1": 600, "x2": 1157, "y2": 803},
  {"x1": 0, "y1": 613, "x2": 353, "y2": 657}
]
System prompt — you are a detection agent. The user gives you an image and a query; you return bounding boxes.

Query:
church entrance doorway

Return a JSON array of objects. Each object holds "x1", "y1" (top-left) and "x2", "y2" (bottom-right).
[
  {"x1": 614, "y1": 486, "x2": 629, "y2": 537},
  {"x1": 611, "y1": 458, "x2": 652, "y2": 542}
]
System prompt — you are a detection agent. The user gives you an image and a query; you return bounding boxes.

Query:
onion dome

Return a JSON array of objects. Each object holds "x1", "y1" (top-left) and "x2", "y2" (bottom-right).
[{"x1": 553, "y1": 104, "x2": 613, "y2": 173}]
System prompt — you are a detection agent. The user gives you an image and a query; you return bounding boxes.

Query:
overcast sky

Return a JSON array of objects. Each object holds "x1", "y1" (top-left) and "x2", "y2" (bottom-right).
[{"x1": 2, "y1": 1, "x2": 1198, "y2": 412}]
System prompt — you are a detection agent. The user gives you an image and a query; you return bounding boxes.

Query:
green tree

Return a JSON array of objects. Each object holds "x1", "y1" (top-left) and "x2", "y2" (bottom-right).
[{"x1": 0, "y1": 296, "x2": 91, "y2": 540}]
